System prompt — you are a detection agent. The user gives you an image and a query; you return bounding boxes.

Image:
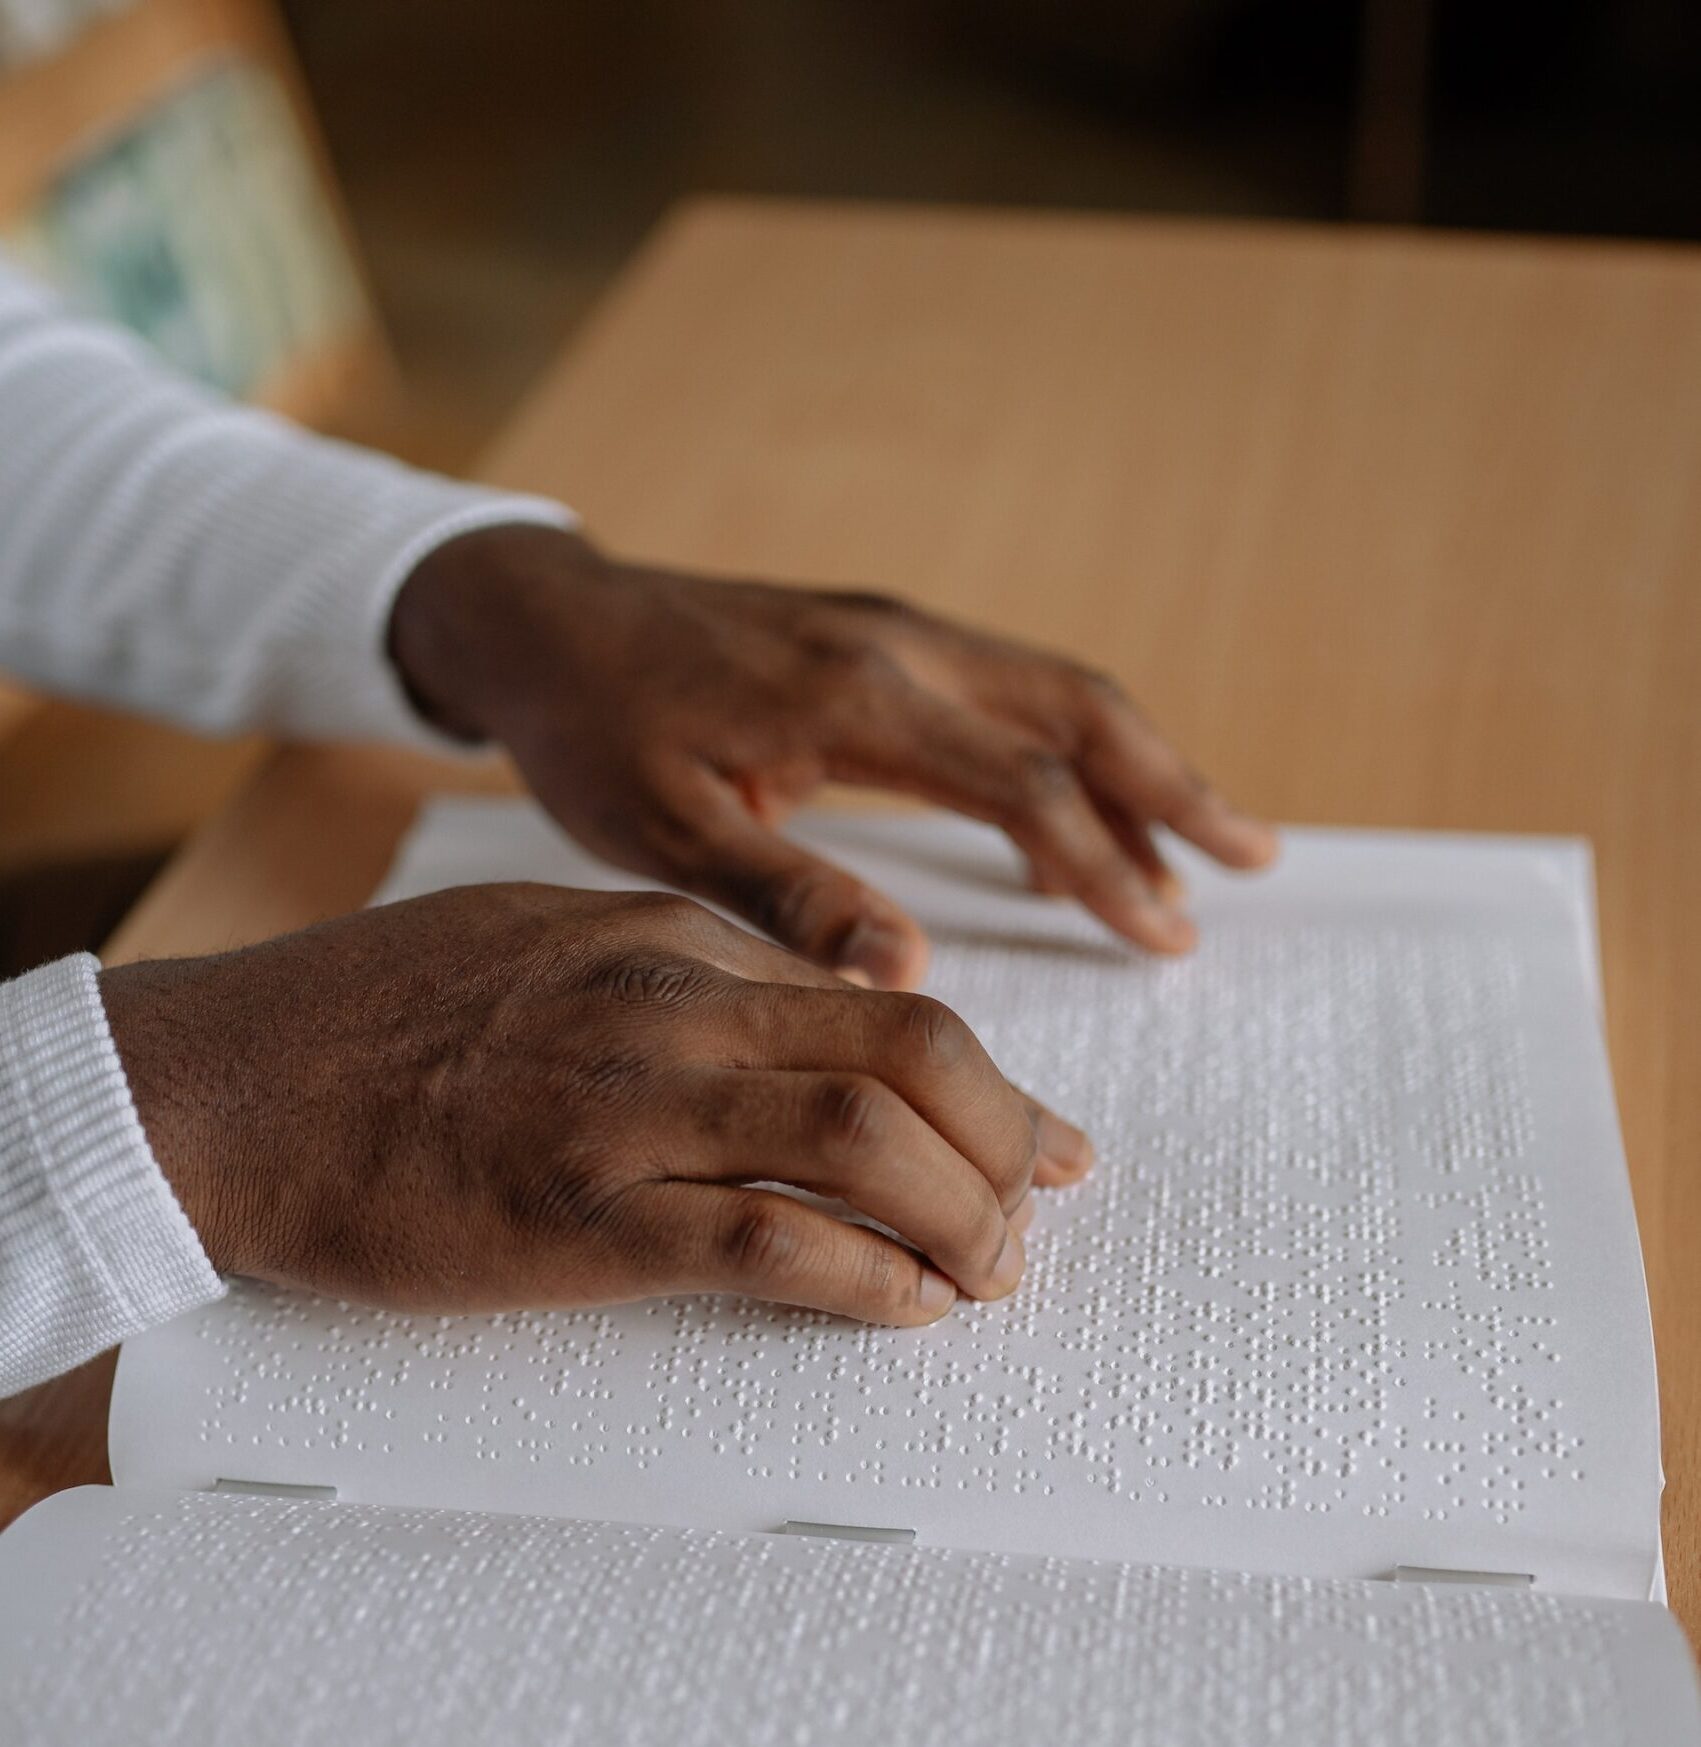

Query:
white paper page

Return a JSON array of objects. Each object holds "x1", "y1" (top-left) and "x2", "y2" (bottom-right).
[
  {"x1": 111, "y1": 804, "x2": 1663, "y2": 1598},
  {"x1": 3, "y1": 1486, "x2": 1695, "y2": 1747}
]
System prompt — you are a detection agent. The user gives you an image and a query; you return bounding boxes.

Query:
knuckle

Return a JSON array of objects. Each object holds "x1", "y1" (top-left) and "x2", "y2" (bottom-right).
[
  {"x1": 623, "y1": 889, "x2": 712, "y2": 934},
  {"x1": 815, "y1": 1074, "x2": 889, "y2": 1154},
  {"x1": 503, "y1": 1155, "x2": 640, "y2": 1245},
  {"x1": 481, "y1": 878, "x2": 557, "y2": 912},
  {"x1": 588, "y1": 952, "x2": 713, "y2": 1009},
  {"x1": 473, "y1": 881, "x2": 573, "y2": 943},
  {"x1": 722, "y1": 1200, "x2": 799, "y2": 1284},
  {"x1": 799, "y1": 627, "x2": 906, "y2": 696},
  {"x1": 894, "y1": 993, "x2": 968, "y2": 1069},
  {"x1": 1009, "y1": 745, "x2": 1077, "y2": 813},
  {"x1": 1071, "y1": 662, "x2": 1128, "y2": 709},
  {"x1": 832, "y1": 641, "x2": 902, "y2": 691},
  {"x1": 854, "y1": 1242, "x2": 908, "y2": 1317}
]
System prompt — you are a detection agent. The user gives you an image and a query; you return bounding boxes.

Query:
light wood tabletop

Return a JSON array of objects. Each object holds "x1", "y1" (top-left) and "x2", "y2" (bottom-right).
[{"x1": 4, "y1": 197, "x2": 1698, "y2": 1634}]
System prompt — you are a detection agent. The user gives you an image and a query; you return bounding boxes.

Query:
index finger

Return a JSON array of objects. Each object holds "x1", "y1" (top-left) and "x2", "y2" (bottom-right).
[
  {"x1": 960, "y1": 650, "x2": 1278, "y2": 871},
  {"x1": 666, "y1": 896, "x2": 1099, "y2": 1190}
]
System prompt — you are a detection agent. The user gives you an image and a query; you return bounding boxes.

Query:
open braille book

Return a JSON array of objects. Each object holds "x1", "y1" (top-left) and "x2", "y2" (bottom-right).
[{"x1": 3, "y1": 802, "x2": 1697, "y2": 1744}]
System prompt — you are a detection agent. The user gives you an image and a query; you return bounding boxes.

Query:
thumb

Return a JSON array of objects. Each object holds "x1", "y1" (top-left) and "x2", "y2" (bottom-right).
[{"x1": 672, "y1": 793, "x2": 930, "y2": 989}]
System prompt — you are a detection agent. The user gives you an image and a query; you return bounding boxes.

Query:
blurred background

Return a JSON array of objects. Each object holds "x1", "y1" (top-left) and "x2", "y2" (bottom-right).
[
  {"x1": 0, "y1": 0, "x2": 1698, "y2": 966},
  {"x1": 7, "y1": 0, "x2": 1701, "y2": 470},
  {"x1": 284, "y1": 0, "x2": 1701, "y2": 470}
]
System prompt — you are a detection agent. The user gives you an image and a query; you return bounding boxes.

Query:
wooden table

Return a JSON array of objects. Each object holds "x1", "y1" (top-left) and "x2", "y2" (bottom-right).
[{"x1": 4, "y1": 197, "x2": 1698, "y2": 1632}]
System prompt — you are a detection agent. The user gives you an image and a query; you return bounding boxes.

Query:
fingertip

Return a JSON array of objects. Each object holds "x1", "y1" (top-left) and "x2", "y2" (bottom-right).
[
  {"x1": 1033, "y1": 1142, "x2": 1095, "y2": 1187},
  {"x1": 1149, "y1": 863, "x2": 1187, "y2": 905},
  {"x1": 1152, "y1": 913, "x2": 1199, "y2": 954},
  {"x1": 1010, "y1": 1191, "x2": 1036, "y2": 1235},
  {"x1": 1085, "y1": 873, "x2": 1197, "y2": 958},
  {"x1": 834, "y1": 912, "x2": 930, "y2": 990},
  {"x1": 1225, "y1": 821, "x2": 1281, "y2": 869},
  {"x1": 1201, "y1": 809, "x2": 1280, "y2": 871},
  {"x1": 978, "y1": 1228, "x2": 1025, "y2": 1301},
  {"x1": 1033, "y1": 1108, "x2": 1095, "y2": 1180},
  {"x1": 1123, "y1": 902, "x2": 1197, "y2": 956}
]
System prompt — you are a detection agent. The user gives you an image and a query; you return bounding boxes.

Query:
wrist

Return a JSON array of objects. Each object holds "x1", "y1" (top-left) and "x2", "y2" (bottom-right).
[
  {"x1": 387, "y1": 522, "x2": 615, "y2": 742},
  {"x1": 99, "y1": 959, "x2": 245, "y2": 1277}
]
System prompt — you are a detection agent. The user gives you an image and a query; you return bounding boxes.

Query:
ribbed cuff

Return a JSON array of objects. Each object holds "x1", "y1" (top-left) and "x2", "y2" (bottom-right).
[
  {"x1": 268, "y1": 481, "x2": 580, "y2": 752},
  {"x1": 0, "y1": 955, "x2": 223, "y2": 1396}
]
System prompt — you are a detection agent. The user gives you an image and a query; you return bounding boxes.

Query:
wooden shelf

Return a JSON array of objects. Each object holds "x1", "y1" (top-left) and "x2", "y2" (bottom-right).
[
  {"x1": 0, "y1": 0, "x2": 393, "y2": 772},
  {"x1": 1, "y1": 0, "x2": 272, "y2": 219},
  {"x1": 0, "y1": 0, "x2": 389, "y2": 406}
]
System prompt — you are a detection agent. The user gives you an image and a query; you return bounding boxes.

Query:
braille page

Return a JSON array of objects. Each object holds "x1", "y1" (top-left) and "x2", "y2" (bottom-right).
[
  {"x1": 110, "y1": 806, "x2": 1663, "y2": 1599},
  {"x1": 3, "y1": 1489, "x2": 1696, "y2": 1747}
]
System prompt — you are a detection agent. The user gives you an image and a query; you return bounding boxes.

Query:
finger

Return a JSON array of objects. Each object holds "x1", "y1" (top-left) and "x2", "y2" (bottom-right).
[
  {"x1": 1010, "y1": 1084, "x2": 1095, "y2": 1185},
  {"x1": 1105, "y1": 815, "x2": 1185, "y2": 904},
  {"x1": 868, "y1": 614, "x2": 1274, "y2": 871},
  {"x1": 1027, "y1": 821, "x2": 1178, "y2": 904},
  {"x1": 647, "y1": 777, "x2": 932, "y2": 989},
  {"x1": 580, "y1": 914, "x2": 1086, "y2": 1194},
  {"x1": 831, "y1": 692, "x2": 1197, "y2": 954},
  {"x1": 720, "y1": 984, "x2": 1039, "y2": 1211},
  {"x1": 665, "y1": 954, "x2": 1090, "y2": 1199},
  {"x1": 643, "y1": 930, "x2": 1091, "y2": 1194},
  {"x1": 611, "y1": 891, "x2": 852, "y2": 991},
  {"x1": 687, "y1": 1068, "x2": 1023, "y2": 1300},
  {"x1": 644, "y1": 1182, "x2": 962, "y2": 1326},
  {"x1": 1064, "y1": 682, "x2": 1278, "y2": 872}
]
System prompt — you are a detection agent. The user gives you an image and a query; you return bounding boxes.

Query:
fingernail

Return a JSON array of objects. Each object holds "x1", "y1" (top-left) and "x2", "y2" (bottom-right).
[
  {"x1": 835, "y1": 918, "x2": 908, "y2": 985},
  {"x1": 1010, "y1": 1192, "x2": 1036, "y2": 1235},
  {"x1": 1113, "y1": 874, "x2": 1195, "y2": 953},
  {"x1": 987, "y1": 1229, "x2": 1025, "y2": 1297},
  {"x1": 1036, "y1": 1110, "x2": 1095, "y2": 1175},
  {"x1": 1147, "y1": 905, "x2": 1198, "y2": 953},
  {"x1": 1221, "y1": 810, "x2": 1281, "y2": 865},
  {"x1": 917, "y1": 1269, "x2": 957, "y2": 1318},
  {"x1": 1150, "y1": 865, "x2": 1186, "y2": 905},
  {"x1": 837, "y1": 965, "x2": 874, "y2": 989}
]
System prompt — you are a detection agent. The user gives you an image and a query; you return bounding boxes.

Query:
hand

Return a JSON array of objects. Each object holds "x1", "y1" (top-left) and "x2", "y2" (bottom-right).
[
  {"x1": 101, "y1": 883, "x2": 1092, "y2": 1323},
  {"x1": 389, "y1": 525, "x2": 1277, "y2": 988}
]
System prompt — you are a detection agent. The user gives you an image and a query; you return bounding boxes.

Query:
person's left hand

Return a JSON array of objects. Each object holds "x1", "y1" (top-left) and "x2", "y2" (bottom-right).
[{"x1": 389, "y1": 524, "x2": 1278, "y2": 988}]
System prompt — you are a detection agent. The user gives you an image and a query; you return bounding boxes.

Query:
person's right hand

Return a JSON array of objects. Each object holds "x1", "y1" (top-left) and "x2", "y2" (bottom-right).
[{"x1": 99, "y1": 882, "x2": 1093, "y2": 1327}]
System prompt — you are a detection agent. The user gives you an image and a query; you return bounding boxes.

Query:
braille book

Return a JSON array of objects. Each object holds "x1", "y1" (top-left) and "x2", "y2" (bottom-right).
[{"x1": 3, "y1": 802, "x2": 1696, "y2": 1744}]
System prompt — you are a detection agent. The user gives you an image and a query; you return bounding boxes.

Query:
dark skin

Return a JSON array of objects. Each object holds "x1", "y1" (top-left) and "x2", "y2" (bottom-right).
[
  {"x1": 103, "y1": 525, "x2": 1277, "y2": 1323},
  {"x1": 388, "y1": 526, "x2": 1278, "y2": 978},
  {"x1": 105, "y1": 884, "x2": 1085, "y2": 1325}
]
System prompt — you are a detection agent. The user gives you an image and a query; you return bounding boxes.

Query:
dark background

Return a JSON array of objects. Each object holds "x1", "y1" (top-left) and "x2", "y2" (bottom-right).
[{"x1": 277, "y1": 0, "x2": 1701, "y2": 468}]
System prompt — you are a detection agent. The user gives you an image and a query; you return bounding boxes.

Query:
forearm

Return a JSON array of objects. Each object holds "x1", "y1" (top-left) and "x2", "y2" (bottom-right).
[
  {"x1": 0, "y1": 956, "x2": 221, "y2": 1397},
  {"x1": 0, "y1": 257, "x2": 572, "y2": 741}
]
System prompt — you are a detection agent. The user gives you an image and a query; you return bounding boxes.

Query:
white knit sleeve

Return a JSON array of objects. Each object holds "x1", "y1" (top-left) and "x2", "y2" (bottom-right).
[
  {"x1": 0, "y1": 955, "x2": 223, "y2": 1398},
  {"x1": 0, "y1": 254, "x2": 576, "y2": 744}
]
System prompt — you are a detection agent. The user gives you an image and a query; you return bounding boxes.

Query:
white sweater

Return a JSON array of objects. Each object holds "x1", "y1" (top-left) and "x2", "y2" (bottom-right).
[{"x1": 0, "y1": 257, "x2": 574, "y2": 1395}]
